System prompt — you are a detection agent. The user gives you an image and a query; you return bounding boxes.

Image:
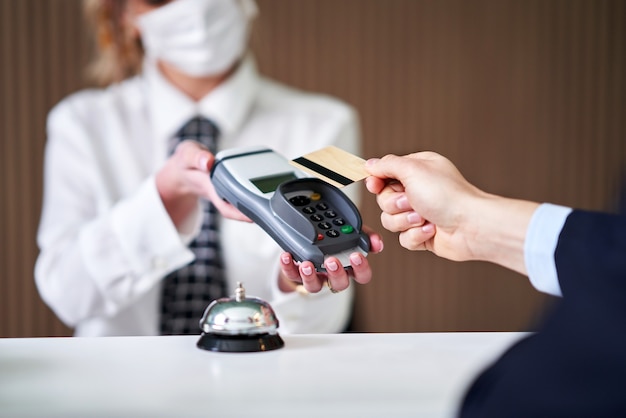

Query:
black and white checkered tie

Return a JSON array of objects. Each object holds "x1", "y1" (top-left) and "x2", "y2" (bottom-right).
[{"x1": 160, "y1": 116, "x2": 227, "y2": 335}]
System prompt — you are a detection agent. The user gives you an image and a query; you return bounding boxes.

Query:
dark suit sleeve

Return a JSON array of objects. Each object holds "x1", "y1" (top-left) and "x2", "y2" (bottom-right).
[
  {"x1": 459, "y1": 210, "x2": 626, "y2": 418},
  {"x1": 555, "y1": 210, "x2": 626, "y2": 301}
]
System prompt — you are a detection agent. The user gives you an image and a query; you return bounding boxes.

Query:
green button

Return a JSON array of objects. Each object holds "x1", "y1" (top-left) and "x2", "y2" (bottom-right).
[{"x1": 341, "y1": 225, "x2": 354, "y2": 234}]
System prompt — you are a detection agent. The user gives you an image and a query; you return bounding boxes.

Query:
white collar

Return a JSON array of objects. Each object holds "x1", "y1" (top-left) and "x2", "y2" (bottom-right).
[{"x1": 145, "y1": 55, "x2": 260, "y2": 145}]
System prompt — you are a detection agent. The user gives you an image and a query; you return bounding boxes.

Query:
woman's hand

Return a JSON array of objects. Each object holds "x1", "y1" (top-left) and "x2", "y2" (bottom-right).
[
  {"x1": 156, "y1": 140, "x2": 251, "y2": 226},
  {"x1": 278, "y1": 226, "x2": 384, "y2": 294}
]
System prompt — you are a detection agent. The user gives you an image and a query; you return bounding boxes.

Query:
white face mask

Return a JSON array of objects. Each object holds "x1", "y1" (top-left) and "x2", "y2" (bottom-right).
[{"x1": 137, "y1": 0, "x2": 257, "y2": 77}]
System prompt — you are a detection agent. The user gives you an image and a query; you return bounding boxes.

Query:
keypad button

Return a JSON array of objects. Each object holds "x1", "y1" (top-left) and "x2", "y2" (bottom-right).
[
  {"x1": 326, "y1": 229, "x2": 340, "y2": 238},
  {"x1": 310, "y1": 214, "x2": 324, "y2": 222},
  {"x1": 310, "y1": 193, "x2": 322, "y2": 201},
  {"x1": 316, "y1": 202, "x2": 329, "y2": 211},
  {"x1": 340, "y1": 225, "x2": 354, "y2": 234},
  {"x1": 333, "y1": 218, "x2": 346, "y2": 226},
  {"x1": 324, "y1": 210, "x2": 337, "y2": 218},
  {"x1": 290, "y1": 196, "x2": 310, "y2": 206},
  {"x1": 316, "y1": 233, "x2": 325, "y2": 241},
  {"x1": 318, "y1": 222, "x2": 332, "y2": 230},
  {"x1": 302, "y1": 206, "x2": 316, "y2": 214}
]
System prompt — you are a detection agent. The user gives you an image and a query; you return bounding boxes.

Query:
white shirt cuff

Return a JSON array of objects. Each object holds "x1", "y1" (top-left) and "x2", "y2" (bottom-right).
[
  {"x1": 108, "y1": 175, "x2": 194, "y2": 280},
  {"x1": 524, "y1": 203, "x2": 573, "y2": 297}
]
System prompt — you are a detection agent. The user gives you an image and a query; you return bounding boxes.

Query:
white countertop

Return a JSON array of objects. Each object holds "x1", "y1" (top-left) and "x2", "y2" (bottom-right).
[{"x1": 0, "y1": 332, "x2": 526, "y2": 418}]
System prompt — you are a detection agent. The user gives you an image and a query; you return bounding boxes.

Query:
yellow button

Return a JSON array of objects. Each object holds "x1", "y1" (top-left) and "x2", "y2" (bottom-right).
[{"x1": 310, "y1": 193, "x2": 321, "y2": 201}]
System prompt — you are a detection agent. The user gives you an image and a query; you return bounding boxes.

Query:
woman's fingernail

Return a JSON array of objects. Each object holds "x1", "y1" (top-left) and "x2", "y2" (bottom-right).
[
  {"x1": 350, "y1": 254, "x2": 362, "y2": 266},
  {"x1": 302, "y1": 265, "x2": 313, "y2": 276},
  {"x1": 422, "y1": 223, "x2": 435, "y2": 233},
  {"x1": 281, "y1": 254, "x2": 290, "y2": 264},
  {"x1": 366, "y1": 158, "x2": 380, "y2": 166},
  {"x1": 407, "y1": 211, "x2": 422, "y2": 224},
  {"x1": 396, "y1": 195, "x2": 410, "y2": 210},
  {"x1": 326, "y1": 260, "x2": 339, "y2": 272},
  {"x1": 199, "y1": 157, "x2": 209, "y2": 171}
]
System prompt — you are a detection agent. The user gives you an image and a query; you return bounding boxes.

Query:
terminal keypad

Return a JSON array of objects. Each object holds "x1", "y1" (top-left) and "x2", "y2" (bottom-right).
[{"x1": 288, "y1": 193, "x2": 355, "y2": 241}]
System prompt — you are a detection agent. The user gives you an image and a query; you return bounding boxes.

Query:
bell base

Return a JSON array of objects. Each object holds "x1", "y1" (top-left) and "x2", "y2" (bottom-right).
[{"x1": 197, "y1": 332, "x2": 284, "y2": 353}]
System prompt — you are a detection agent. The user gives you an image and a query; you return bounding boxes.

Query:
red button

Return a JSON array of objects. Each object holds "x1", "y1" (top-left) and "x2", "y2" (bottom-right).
[{"x1": 317, "y1": 233, "x2": 325, "y2": 241}]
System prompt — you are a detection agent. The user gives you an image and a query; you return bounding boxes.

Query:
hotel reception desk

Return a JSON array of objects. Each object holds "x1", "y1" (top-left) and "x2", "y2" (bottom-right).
[{"x1": 0, "y1": 332, "x2": 526, "y2": 418}]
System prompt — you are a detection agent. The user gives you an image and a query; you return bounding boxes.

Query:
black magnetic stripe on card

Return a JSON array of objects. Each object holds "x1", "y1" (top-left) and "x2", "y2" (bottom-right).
[{"x1": 292, "y1": 157, "x2": 353, "y2": 186}]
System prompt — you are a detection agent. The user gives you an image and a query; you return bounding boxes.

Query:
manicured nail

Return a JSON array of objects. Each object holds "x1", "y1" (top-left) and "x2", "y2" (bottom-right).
[
  {"x1": 407, "y1": 211, "x2": 422, "y2": 224},
  {"x1": 281, "y1": 254, "x2": 290, "y2": 264},
  {"x1": 396, "y1": 195, "x2": 410, "y2": 210},
  {"x1": 350, "y1": 254, "x2": 362, "y2": 266},
  {"x1": 366, "y1": 158, "x2": 380, "y2": 166},
  {"x1": 199, "y1": 157, "x2": 209, "y2": 171},
  {"x1": 302, "y1": 265, "x2": 313, "y2": 275},
  {"x1": 422, "y1": 223, "x2": 435, "y2": 233},
  {"x1": 326, "y1": 260, "x2": 339, "y2": 272}
]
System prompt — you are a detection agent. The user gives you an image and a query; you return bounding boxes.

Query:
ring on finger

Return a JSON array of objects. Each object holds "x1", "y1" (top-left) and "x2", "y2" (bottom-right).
[{"x1": 326, "y1": 279, "x2": 341, "y2": 294}]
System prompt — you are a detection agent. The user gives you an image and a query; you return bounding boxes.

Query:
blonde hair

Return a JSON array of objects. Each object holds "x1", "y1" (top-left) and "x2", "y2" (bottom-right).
[
  {"x1": 83, "y1": 0, "x2": 144, "y2": 86},
  {"x1": 83, "y1": 0, "x2": 258, "y2": 87}
]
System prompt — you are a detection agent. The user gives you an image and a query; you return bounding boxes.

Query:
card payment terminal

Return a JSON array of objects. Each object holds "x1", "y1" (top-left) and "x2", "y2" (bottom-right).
[{"x1": 210, "y1": 147, "x2": 370, "y2": 271}]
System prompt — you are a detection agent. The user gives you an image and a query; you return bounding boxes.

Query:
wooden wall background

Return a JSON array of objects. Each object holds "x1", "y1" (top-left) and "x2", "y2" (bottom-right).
[{"x1": 1, "y1": 0, "x2": 624, "y2": 337}]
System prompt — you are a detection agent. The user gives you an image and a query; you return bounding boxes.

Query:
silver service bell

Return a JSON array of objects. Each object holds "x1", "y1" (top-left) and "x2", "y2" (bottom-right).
[{"x1": 196, "y1": 282, "x2": 284, "y2": 352}]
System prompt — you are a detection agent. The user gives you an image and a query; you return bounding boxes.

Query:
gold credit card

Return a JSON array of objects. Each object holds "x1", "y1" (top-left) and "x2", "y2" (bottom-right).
[{"x1": 290, "y1": 146, "x2": 368, "y2": 188}]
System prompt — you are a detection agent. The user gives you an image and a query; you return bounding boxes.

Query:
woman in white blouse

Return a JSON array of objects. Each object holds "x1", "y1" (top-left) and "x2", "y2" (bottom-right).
[{"x1": 35, "y1": 0, "x2": 382, "y2": 336}]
